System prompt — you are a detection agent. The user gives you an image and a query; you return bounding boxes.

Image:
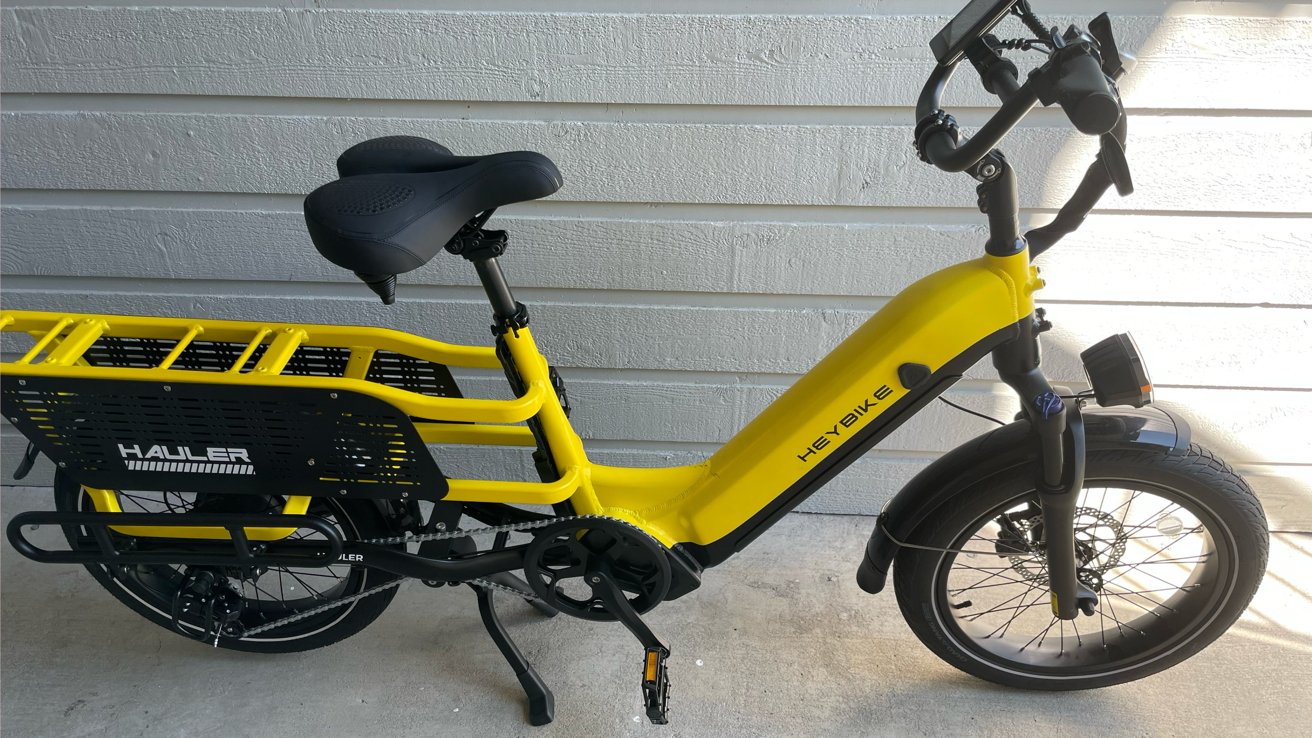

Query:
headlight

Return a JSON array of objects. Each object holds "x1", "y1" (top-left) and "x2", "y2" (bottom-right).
[{"x1": 1080, "y1": 333, "x2": 1153, "y2": 408}]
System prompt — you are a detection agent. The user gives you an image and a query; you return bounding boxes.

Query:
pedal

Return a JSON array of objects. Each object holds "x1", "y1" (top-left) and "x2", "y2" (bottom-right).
[
  {"x1": 586, "y1": 568, "x2": 674, "y2": 725},
  {"x1": 642, "y1": 647, "x2": 671, "y2": 725}
]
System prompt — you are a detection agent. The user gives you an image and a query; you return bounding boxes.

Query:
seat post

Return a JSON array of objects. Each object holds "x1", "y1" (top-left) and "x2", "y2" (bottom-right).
[
  {"x1": 447, "y1": 225, "x2": 529, "y2": 333},
  {"x1": 474, "y1": 257, "x2": 521, "y2": 325}
]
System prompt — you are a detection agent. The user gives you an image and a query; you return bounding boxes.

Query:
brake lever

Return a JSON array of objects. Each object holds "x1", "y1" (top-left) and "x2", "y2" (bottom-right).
[
  {"x1": 1099, "y1": 134, "x2": 1133, "y2": 196},
  {"x1": 1088, "y1": 14, "x2": 1125, "y2": 79}
]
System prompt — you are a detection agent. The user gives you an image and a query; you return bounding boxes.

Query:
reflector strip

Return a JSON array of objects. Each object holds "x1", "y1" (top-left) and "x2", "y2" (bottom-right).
[{"x1": 123, "y1": 460, "x2": 252, "y2": 474}]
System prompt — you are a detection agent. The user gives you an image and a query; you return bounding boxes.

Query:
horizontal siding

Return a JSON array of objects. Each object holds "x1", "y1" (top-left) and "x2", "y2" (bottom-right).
[
  {"x1": 4, "y1": 206, "x2": 1312, "y2": 305},
  {"x1": 1, "y1": 2, "x2": 1308, "y2": 528},
  {"x1": 3, "y1": 8, "x2": 1308, "y2": 109},
  {"x1": 4, "y1": 112, "x2": 1310, "y2": 212}
]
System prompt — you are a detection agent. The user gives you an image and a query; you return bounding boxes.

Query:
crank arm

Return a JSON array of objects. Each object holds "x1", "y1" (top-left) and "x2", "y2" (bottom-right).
[{"x1": 588, "y1": 569, "x2": 671, "y2": 725}]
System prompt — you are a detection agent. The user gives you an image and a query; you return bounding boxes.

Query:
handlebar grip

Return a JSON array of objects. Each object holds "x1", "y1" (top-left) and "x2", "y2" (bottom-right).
[{"x1": 1054, "y1": 50, "x2": 1121, "y2": 136}]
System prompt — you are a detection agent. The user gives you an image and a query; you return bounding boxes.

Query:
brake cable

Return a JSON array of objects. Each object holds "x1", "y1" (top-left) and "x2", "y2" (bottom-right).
[{"x1": 1012, "y1": 0, "x2": 1052, "y2": 40}]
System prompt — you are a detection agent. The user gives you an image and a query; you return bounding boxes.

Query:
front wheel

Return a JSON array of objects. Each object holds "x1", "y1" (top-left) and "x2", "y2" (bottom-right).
[{"x1": 893, "y1": 444, "x2": 1268, "y2": 690}]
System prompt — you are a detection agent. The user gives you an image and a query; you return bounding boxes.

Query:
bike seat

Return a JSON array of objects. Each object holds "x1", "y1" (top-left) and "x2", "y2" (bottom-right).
[{"x1": 304, "y1": 148, "x2": 562, "y2": 275}]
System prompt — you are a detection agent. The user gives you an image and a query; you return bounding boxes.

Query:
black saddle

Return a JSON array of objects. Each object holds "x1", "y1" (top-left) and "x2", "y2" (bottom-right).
[{"x1": 304, "y1": 136, "x2": 562, "y2": 277}]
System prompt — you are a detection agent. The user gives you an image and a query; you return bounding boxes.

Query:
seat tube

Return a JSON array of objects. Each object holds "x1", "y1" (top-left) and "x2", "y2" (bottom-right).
[{"x1": 499, "y1": 328, "x2": 600, "y2": 514}]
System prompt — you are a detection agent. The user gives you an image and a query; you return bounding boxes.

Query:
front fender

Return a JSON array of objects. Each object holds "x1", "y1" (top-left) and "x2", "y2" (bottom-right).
[{"x1": 854, "y1": 405, "x2": 1190, "y2": 594}]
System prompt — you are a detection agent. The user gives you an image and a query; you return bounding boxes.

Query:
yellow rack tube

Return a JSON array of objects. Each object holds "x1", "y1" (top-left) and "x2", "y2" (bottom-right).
[
  {"x1": 227, "y1": 327, "x2": 272, "y2": 372},
  {"x1": 156, "y1": 324, "x2": 204, "y2": 370},
  {"x1": 43, "y1": 319, "x2": 107, "y2": 366},
  {"x1": 444, "y1": 466, "x2": 583, "y2": 505},
  {"x1": 16, "y1": 317, "x2": 73, "y2": 365}
]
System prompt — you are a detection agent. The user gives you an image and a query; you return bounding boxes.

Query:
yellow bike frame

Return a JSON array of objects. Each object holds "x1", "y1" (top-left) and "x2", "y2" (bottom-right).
[{"x1": 0, "y1": 248, "x2": 1041, "y2": 564}]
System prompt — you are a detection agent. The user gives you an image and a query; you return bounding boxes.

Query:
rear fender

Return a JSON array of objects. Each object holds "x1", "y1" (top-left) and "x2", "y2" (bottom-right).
[{"x1": 854, "y1": 406, "x2": 1189, "y2": 594}]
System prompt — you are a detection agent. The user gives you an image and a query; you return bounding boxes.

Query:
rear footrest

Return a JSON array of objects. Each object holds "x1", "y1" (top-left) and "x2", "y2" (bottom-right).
[{"x1": 7, "y1": 511, "x2": 344, "y2": 567}]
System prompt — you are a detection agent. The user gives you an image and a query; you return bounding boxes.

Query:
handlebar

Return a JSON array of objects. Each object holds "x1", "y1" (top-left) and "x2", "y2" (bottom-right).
[
  {"x1": 916, "y1": 11, "x2": 1132, "y2": 256},
  {"x1": 916, "y1": 62, "x2": 1040, "y2": 173},
  {"x1": 917, "y1": 36, "x2": 1119, "y2": 173},
  {"x1": 1026, "y1": 103, "x2": 1128, "y2": 256}
]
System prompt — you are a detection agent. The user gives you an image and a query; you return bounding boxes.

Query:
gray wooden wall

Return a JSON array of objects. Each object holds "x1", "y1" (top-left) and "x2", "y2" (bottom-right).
[{"x1": 2, "y1": 1, "x2": 1310, "y2": 529}]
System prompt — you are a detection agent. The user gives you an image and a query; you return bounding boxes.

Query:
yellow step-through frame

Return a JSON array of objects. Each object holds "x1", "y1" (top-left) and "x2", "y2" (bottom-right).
[{"x1": 0, "y1": 249, "x2": 1042, "y2": 551}]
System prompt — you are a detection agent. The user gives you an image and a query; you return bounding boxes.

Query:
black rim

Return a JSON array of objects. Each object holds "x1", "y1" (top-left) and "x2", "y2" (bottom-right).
[
  {"x1": 931, "y1": 478, "x2": 1237, "y2": 678},
  {"x1": 79, "y1": 490, "x2": 372, "y2": 642}
]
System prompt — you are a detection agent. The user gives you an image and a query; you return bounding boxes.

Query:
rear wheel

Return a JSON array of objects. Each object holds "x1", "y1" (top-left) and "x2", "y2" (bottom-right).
[
  {"x1": 893, "y1": 444, "x2": 1268, "y2": 689},
  {"x1": 54, "y1": 471, "x2": 403, "y2": 653}
]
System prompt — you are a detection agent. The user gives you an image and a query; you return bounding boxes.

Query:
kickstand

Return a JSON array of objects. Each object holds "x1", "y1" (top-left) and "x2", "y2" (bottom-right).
[
  {"x1": 472, "y1": 584, "x2": 556, "y2": 726},
  {"x1": 487, "y1": 531, "x2": 558, "y2": 618},
  {"x1": 482, "y1": 571, "x2": 560, "y2": 618}
]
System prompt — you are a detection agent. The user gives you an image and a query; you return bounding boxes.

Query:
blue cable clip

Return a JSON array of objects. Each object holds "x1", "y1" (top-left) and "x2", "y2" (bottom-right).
[{"x1": 1035, "y1": 391, "x2": 1064, "y2": 419}]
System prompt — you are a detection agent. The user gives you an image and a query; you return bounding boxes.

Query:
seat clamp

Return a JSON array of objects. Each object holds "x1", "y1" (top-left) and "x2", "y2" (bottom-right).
[
  {"x1": 491, "y1": 302, "x2": 531, "y2": 336},
  {"x1": 446, "y1": 225, "x2": 509, "y2": 262}
]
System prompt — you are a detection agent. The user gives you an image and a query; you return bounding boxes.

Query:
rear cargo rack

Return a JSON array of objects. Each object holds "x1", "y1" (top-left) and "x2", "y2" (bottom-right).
[{"x1": 1, "y1": 310, "x2": 575, "y2": 506}]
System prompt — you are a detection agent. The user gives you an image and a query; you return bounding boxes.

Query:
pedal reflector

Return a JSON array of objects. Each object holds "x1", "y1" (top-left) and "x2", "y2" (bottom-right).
[{"x1": 645, "y1": 650, "x2": 660, "y2": 682}]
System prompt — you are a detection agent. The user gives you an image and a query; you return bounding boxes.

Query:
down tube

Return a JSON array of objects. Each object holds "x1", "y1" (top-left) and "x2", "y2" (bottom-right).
[{"x1": 658, "y1": 252, "x2": 1039, "y2": 567}]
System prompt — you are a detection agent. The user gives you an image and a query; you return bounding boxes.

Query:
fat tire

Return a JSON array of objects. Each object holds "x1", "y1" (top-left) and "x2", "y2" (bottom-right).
[
  {"x1": 892, "y1": 443, "x2": 1268, "y2": 690},
  {"x1": 53, "y1": 471, "x2": 403, "y2": 654}
]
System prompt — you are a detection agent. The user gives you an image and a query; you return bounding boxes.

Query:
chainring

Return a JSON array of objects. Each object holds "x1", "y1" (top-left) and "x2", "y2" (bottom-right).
[{"x1": 522, "y1": 518, "x2": 672, "y2": 622}]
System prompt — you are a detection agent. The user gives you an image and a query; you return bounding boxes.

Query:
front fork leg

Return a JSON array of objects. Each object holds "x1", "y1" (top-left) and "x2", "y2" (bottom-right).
[
  {"x1": 995, "y1": 315, "x2": 1097, "y2": 621},
  {"x1": 1032, "y1": 397, "x2": 1097, "y2": 620}
]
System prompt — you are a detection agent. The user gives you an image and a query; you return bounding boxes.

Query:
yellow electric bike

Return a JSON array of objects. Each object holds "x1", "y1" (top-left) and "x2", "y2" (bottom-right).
[{"x1": 0, "y1": 0, "x2": 1269, "y2": 726}]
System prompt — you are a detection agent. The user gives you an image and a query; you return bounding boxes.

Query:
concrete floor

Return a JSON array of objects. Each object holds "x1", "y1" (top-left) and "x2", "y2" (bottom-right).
[{"x1": 2, "y1": 485, "x2": 1310, "y2": 738}]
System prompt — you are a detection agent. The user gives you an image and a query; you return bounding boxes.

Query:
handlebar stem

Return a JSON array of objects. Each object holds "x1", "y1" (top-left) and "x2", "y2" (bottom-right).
[{"x1": 978, "y1": 157, "x2": 1024, "y2": 257}]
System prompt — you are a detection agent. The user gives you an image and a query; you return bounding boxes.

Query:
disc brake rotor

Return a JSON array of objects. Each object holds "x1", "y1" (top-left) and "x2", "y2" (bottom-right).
[{"x1": 1000, "y1": 506, "x2": 1127, "y2": 586}]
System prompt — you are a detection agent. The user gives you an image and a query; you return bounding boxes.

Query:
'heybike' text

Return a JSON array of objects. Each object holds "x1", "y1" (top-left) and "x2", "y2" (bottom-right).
[{"x1": 795, "y1": 385, "x2": 893, "y2": 463}]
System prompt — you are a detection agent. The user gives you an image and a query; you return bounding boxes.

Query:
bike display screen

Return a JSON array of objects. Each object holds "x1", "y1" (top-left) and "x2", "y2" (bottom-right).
[{"x1": 930, "y1": 0, "x2": 1018, "y2": 65}]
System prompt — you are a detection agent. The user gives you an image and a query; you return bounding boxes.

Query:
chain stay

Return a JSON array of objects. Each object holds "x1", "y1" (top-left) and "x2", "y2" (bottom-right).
[{"x1": 237, "y1": 514, "x2": 635, "y2": 640}]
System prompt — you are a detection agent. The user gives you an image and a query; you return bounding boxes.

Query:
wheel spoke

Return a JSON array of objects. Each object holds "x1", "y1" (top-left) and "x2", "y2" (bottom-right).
[
  {"x1": 1101, "y1": 535, "x2": 1210, "y2": 588},
  {"x1": 1097, "y1": 596, "x2": 1150, "y2": 636},
  {"x1": 1102, "y1": 589, "x2": 1171, "y2": 616},
  {"x1": 950, "y1": 578, "x2": 1043, "y2": 595},
  {"x1": 949, "y1": 561, "x2": 1033, "y2": 586},
  {"x1": 984, "y1": 584, "x2": 1045, "y2": 639},
  {"x1": 963, "y1": 588, "x2": 1049, "y2": 621},
  {"x1": 1020, "y1": 615, "x2": 1060, "y2": 652}
]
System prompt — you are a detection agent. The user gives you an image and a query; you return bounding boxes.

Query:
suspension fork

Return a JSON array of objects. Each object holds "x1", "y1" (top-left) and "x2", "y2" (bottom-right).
[{"x1": 993, "y1": 314, "x2": 1098, "y2": 620}]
